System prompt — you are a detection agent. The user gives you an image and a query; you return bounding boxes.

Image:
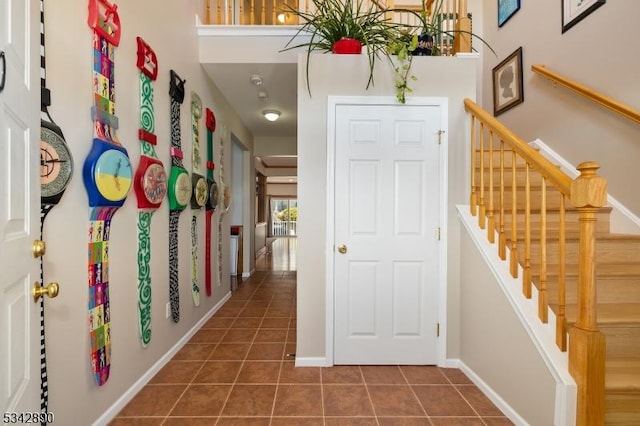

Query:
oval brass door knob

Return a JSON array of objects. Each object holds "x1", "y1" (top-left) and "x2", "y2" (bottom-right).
[
  {"x1": 337, "y1": 244, "x2": 347, "y2": 254},
  {"x1": 32, "y1": 239, "x2": 46, "y2": 258},
  {"x1": 33, "y1": 281, "x2": 59, "y2": 303}
]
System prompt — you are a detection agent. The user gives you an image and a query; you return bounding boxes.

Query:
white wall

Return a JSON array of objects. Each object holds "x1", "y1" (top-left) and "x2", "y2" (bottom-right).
[
  {"x1": 296, "y1": 53, "x2": 477, "y2": 361},
  {"x1": 42, "y1": 1, "x2": 252, "y2": 424},
  {"x1": 268, "y1": 183, "x2": 298, "y2": 197},
  {"x1": 481, "y1": 1, "x2": 640, "y2": 215}
]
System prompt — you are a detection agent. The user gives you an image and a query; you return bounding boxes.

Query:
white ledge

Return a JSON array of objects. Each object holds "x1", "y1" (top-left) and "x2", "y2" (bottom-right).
[{"x1": 196, "y1": 14, "x2": 302, "y2": 37}]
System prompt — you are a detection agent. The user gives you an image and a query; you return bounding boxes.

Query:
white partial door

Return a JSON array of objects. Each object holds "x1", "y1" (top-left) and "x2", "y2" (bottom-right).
[
  {"x1": 0, "y1": 0, "x2": 41, "y2": 416},
  {"x1": 332, "y1": 99, "x2": 446, "y2": 365}
]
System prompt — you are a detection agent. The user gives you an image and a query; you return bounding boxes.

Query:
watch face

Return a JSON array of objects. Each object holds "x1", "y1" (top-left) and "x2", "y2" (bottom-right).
[
  {"x1": 194, "y1": 177, "x2": 207, "y2": 207},
  {"x1": 175, "y1": 172, "x2": 191, "y2": 206},
  {"x1": 95, "y1": 149, "x2": 132, "y2": 202},
  {"x1": 142, "y1": 163, "x2": 167, "y2": 204},
  {"x1": 41, "y1": 127, "x2": 73, "y2": 199},
  {"x1": 209, "y1": 180, "x2": 219, "y2": 210}
]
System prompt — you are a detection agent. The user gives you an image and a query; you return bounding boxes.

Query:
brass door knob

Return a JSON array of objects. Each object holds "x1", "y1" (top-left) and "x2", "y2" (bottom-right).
[
  {"x1": 33, "y1": 281, "x2": 59, "y2": 303},
  {"x1": 32, "y1": 240, "x2": 46, "y2": 258},
  {"x1": 337, "y1": 244, "x2": 347, "y2": 254}
]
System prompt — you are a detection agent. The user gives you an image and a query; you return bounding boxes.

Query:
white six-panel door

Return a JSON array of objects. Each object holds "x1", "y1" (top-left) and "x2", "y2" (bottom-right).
[
  {"x1": 0, "y1": 0, "x2": 40, "y2": 415},
  {"x1": 331, "y1": 99, "x2": 446, "y2": 365}
]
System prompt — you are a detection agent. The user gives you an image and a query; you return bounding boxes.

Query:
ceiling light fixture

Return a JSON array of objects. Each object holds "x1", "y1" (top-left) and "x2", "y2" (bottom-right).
[{"x1": 262, "y1": 110, "x2": 281, "y2": 122}]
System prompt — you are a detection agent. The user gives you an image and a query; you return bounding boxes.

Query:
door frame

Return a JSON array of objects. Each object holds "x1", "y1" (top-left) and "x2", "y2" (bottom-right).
[{"x1": 325, "y1": 96, "x2": 449, "y2": 367}]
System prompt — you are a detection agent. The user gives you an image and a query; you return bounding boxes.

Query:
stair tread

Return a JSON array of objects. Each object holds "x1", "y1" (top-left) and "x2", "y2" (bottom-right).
[
  {"x1": 606, "y1": 357, "x2": 640, "y2": 392},
  {"x1": 538, "y1": 262, "x2": 640, "y2": 277},
  {"x1": 561, "y1": 303, "x2": 640, "y2": 324}
]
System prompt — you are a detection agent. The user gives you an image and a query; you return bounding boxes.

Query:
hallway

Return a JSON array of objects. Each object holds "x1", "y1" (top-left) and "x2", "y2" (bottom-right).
[{"x1": 110, "y1": 238, "x2": 512, "y2": 425}]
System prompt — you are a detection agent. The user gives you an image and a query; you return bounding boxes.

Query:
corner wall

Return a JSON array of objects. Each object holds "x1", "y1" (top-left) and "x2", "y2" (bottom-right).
[{"x1": 42, "y1": 1, "x2": 252, "y2": 424}]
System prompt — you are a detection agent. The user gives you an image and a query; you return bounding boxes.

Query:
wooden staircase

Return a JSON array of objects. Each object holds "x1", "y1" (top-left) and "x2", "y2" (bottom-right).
[{"x1": 478, "y1": 150, "x2": 640, "y2": 425}]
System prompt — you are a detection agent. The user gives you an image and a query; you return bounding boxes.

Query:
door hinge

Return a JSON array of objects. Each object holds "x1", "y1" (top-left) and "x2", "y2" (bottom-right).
[
  {"x1": 437, "y1": 323, "x2": 440, "y2": 337},
  {"x1": 437, "y1": 227, "x2": 441, "y2": 240},
  {"x1": 437, "y1": 130, "x2": 445, "y2": 145}
]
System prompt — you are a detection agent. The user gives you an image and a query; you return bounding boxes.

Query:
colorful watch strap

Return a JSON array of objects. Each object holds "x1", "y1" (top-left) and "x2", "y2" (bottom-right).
[
  {"x1": 87, "y1": 0, "x2": 122, "y2": 387},
  {"x1": 168, "y1": 69, "x2": 186, "y2": 323},
  {"x1": 205, "y1": 107, "x2": 216, "y2": 297},
  {"x1": 38, "y1": 205, "x2": 54, "y2": 426},
  {"x1": 135, "y1": 37, "x2": 161, "y2": 346},
  {"x1": 190, "y1": 92, "x2": 203, "y2": 307}
]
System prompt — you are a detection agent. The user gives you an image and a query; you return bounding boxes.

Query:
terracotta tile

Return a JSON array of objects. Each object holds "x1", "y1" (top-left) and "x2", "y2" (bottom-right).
[
  {"x1": 193, "y1": 361, "x2": 242, "y2": 384},
  {"x1": 429, "y1": 418, "x2": 485, "y2": 426},
  {"x1": 377, "y1": 418, "x2": 431, "y2": 425},
  {"x1": 321, "y1": 366, "x2": 363, "y2": 384},
  {"x1": 108, "y1": 418, "x2": 164, "y2": 425},
  {"x1": 170, "y1": 384, "x2": 231, "y2": 416},
  {"x1": 273, "y1": 384, "x2": 323, "y2": 416},
  {"x1": 286, "y1": 329, "x2": 296, "y2": 343},
  {"x1": 254, "y1": 328, "x2": 287, "y2": 342},
  {"x1": 216, "y1": 418, "x2": 271, "y2": 425},
  {"x1": 232, "y1": 317, "x2": 263, "y2": 328},
  {"x1": 189, "y1": 328, "x2": 226, "y2": 344},
  {"x1": 215, "y1": 306, "x2": 243, "y2": 317},
  {"x1": 221, "y1": 328, "x2": 258, "y2": 343},
  {"x1": 203, "y1": 316, "x2": 235, "y2": 328},
  {"x1": 261, "y1": 317, "x2": 290, "y2": 328},
  {"x1": 117, "y1": 385, "x2": 186, "y2": 416},
  {"x1": 209, "y1": 343, "x2": 251, "y2": 360},
  {"x1": 149, "y1": 360, "x2": 203, "y2": 384},
  {"x1": 265, "y1": 308, "x2": 291, "y2": 317},
  {"x1": 412, "y1": 385, "x2": 475, "y2": 417},
  {"x1": 221, "y1": 384, "x2": 277, "y2": 416},
  {"x1": 246, "y1": 342, "x2": 285, "y2": 360},
  {"x1": 172, "y1": 344, "x2": 216, "y2": 361},
  {"x1": 271, "y1": 417, "x2": 324, "y2": 425},
  {"x1": 236, "y1": 361, "x2": 282, "y2": 383},
  {"x1": 284, "y1": 343, "x2": 297, "y2": 359},
  {"x1": 482, "y1": 417, "x2": 514, "y2": 425},
  {"x1": 367, "y1": 385, "x2": 425, "y2": 416},
  {"x1": 360, "y1": 366, "x2": 406, "y2": 384},
  {"x1": 239, "y1": 307, "x2": 268, "y2": 317},
  {"x1": 163, "y1": 418, "x2": 218, "y2": 425},
  {"x1": 440, "y1": 368, "x2": 473, "y2": 384},
  {"x1": 400, "y1": 366, "x2": 450, "y2": 384},
  {"x1": 245, "y1": 301, "x2": 271, "y2": 308},
  {"x1": 279, "y1": 361, "x2": 321, "y2": 384},
  {"x1": 323, "y1": 385, "x2": 374, "y2": 416},
  {"x1": 324, "y1": 417, "x2": 378, "y2": 425},
  {"x1": 456, "y1": 385, "x2": 504, "y2": 416}
]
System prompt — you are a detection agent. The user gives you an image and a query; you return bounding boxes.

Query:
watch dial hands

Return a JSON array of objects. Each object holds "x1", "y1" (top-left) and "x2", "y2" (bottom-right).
[{"x1": 114, "y1": 158, "x2": 122, "y2": 190}]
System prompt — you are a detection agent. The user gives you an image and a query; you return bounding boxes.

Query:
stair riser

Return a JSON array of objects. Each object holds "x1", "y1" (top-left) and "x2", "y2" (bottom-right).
[
  {"x1": 602, "y1": 326, "x2": 640, "y2": 358},
  {"x1": 606, "y1": 393, "x2": 640, "y2": 425},
  {"x1": 514, "y1": 240, "x2": 640, "y2": 264},
  {"x1": 543, "y1": 278, "x2": 640, "y2": 305}
]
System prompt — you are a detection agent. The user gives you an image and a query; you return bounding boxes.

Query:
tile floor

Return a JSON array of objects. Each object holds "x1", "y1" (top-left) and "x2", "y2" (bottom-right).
[{"x1": 110, "y1": 240, "x2": 513, "y2": 425}]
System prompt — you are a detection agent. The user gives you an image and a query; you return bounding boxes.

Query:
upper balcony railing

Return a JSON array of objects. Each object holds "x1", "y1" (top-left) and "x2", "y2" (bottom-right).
[{"x1": 202, "y1": 0, "x2": 474, "y2": 56}]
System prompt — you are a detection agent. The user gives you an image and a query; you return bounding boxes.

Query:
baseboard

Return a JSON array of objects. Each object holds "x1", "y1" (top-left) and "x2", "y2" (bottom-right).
[
  {"x1": 530, "y1": 138, "x2": 640, "y2": 234},
  {"x1": 242, "y1": 269, "x2": 253, "y2": 279},
  {"x1": 92, "y1": 292, "x2": 232, "y2": 426},
  {"x1": 456, "y1": 359, "x2": 529, "y2": 426},
  {"x1": 294, "y1": 356, "x2": 331, "y2": 367}
]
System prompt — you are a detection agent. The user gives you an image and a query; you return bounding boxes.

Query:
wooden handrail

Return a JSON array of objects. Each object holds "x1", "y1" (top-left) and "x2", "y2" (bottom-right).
[
  {"x1": 532, "y1": 64, "x2": 640, "y2": 126},
  {"x1": 465, "y1": 98, "x2": 606, "y2": 424},
  {"x1": 464, "y1": 99, "x2": 573, "y2": 195}
]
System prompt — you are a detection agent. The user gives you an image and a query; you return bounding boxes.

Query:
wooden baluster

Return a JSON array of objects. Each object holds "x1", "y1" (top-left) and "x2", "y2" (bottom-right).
[
  {"x1": 272, "y1": 0, "x2": 276, "y2": 24},
  {"x1": 206, "y1": 0, "x2": 212, "y2": 24},
  {"x1": 568, "y1": 161, "x2": 606, "y2": 426},
  {"x1": 538, "y1": 177, "x2": 548, "y2": 322},
  {"x1": 470, "y1": 116, "x2": 477, "y2": 215},
  {"x1": 239, "y1": 0, "x2": 244, "y2": 25},
  {"x1": 487, "y1": 131, "x2": 495, "y2": 243},
  {"x1": 478, "y1": 123, "x2": 486, "y2": 229},
  {"x1": 498, "y1": 141, "x2": 506, "y2": 260},
  {"x1": 509, "y1": 151, "x2": 518, "y2": 278},
  {"x1": 217, "y1": 0, "x2": 222, "y2": 24},
  {"x1": 454, "y1": 0, "x2": 471, "y2": 54},
  {"x1": 250, "y1": 0, "x2": 255, "y2": 24},
  {"x1": 261, "y1": 0, "x2": 266, "y2": 25},
  {"x1": 228, "y1": 0, "x2": 233, "y2": 24},
  {"x1": 557, "y1": 194, "x2": 567, "y2": 351},
  {"x1": 523, "y1": 162, "x2": 532, "y2": 298}
]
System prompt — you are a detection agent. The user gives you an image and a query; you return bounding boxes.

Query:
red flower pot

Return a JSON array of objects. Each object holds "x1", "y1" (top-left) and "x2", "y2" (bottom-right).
[{"x1": 332, "y1": 38, "x2": 362, "y2": 54}]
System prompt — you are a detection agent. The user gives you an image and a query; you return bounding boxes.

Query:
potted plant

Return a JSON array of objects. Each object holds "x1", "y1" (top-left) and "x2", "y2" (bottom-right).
[{"x1": 281, "y1": 0, "x2": 404, "y2": 96}]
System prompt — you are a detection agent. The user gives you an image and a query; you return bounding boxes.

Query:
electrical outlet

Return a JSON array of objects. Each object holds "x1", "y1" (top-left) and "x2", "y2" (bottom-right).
[{"x1": 165, "y1": 302, "x2": 170, "y2": 319}]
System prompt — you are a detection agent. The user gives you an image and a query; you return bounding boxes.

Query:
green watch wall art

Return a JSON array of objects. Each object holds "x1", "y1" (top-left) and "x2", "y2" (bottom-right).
[
  {"x1": 132, "y1": 36, "x2": 166, "y2": 346},
  {"x1": 83, "y1": 0, "x2": 130, "y2": 386},
  {"x1": 167, "y1": 69, "x2": 189, "y2": 323}
]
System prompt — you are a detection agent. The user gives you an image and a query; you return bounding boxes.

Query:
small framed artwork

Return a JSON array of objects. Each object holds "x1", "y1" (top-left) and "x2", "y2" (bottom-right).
[
  {"x1": 498, "y1": 0, "x2": 521, "y2": 27},
  {"x1": 492, "y1": 47, "x2": 524, "y2": 116},
  {"x1": 562, "y1": 0, "x2": 605, "y2": 33}
]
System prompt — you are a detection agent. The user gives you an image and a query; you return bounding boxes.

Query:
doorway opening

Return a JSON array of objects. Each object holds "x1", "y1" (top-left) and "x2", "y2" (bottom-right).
[{"x1": 270, "y1": 198, "x2": 297, "y2": 237}]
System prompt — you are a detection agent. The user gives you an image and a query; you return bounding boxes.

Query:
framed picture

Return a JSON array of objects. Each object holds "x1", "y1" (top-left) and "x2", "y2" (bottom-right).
[
  {"x1": 498, "y1": 0, "x2": 521, "y2": 27},
  {"x1": 562, "y1": 0, "x2": 605, "y2": 33},
  {"x1": 492, "y1": 47, "x2": 523, "y2": 116}
]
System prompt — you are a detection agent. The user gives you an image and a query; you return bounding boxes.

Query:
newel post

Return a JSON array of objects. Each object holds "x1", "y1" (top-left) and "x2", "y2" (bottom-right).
[{"x1": 569, "y1": 161, "x2": 607, "y2": 425}]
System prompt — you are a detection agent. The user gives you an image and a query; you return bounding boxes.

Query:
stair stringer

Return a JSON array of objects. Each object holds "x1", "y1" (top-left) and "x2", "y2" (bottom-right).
[
  {"x1": 530, "y1": 138, "x2": 640, "y2": 235},
  {"x1": 458, "y1": 206, "x2": 577, "y2": 426}
]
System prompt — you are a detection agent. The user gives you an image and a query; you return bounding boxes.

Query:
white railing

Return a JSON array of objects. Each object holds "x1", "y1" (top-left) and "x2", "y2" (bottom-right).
[{"x1": 272, "y1": 220, "x2": 297, "y2": 236}]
